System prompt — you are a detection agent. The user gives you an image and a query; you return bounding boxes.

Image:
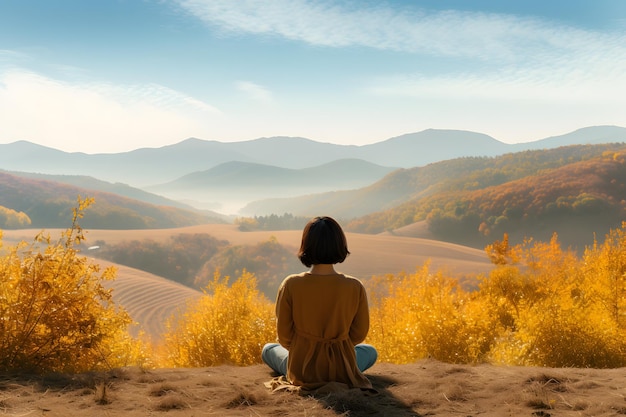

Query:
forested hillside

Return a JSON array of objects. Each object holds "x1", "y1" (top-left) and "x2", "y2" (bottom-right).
[
  {"x1": 0, "y1": 172, "x2": 223, "y2": 229},
  {"x1": 6, "y1": 171, "x2": 203, "y2": 211},
  {"x1": 346, "y1": 144, "x2": 626, "y2": 250},
  {"x1": 242, "y1": 143, "x2": 626, "y2": 219}
]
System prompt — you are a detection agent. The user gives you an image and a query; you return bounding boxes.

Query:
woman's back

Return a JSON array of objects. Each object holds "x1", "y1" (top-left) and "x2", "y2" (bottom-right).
[
  {"x1": 284, "y1": 272, "x2": 367, "y2": 340},
  {"x1": 261, "y1": 216, "x2": 377, "y2": 391},
  {"x1": 276, "y1": 272, "x2": 371, "y2": 388}
]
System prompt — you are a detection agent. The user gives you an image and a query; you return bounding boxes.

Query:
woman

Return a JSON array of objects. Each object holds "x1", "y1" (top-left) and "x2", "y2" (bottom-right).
[{"x1": 262, "y1": 216, "x2": 378, "y2": 390}]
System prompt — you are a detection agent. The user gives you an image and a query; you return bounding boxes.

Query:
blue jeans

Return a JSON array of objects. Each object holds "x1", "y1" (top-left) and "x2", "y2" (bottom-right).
[{"x1": 261, "y1": 343, "x2": 378, "y2": 377}]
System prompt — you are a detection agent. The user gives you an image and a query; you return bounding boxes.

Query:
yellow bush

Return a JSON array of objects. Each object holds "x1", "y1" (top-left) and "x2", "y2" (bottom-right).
[
  {"x1": 0, "y1": 197, "x2": 141, "y2": 373},
  {"x1": 367, "y1": 272, "x2": 426, "y2": 363},
  {"x1": 103, "y1": 329, "x2": 156, "y2": 370},
  {"x1": 485, "y1": 231, "x2": 626, "y2": 368},
  {"x1": 368, "y1": 227, "x2": 626, "y2": 368},
  {"x1": 161, "y1": 270, "x2": 276, "y2": 367},
  {"x1": 0, "y1": 205, "x2": 31, "y2": 228},
  {"x1": 367, "y1": 263, "x2": 499, "y2": 364},
  {"x1": 582, "y1": 224, "x2": 626, "y2": 329}
]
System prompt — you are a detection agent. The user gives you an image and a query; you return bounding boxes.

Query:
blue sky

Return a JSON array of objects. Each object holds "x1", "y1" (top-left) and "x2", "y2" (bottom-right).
[{"x1": 1, "y1": 1, "x2": 625, "y2": 153}]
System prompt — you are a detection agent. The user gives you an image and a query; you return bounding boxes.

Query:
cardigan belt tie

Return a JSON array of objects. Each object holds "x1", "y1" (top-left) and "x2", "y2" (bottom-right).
[{"x1": 295, "y1": 329, "x2": 357, "y2": 385}]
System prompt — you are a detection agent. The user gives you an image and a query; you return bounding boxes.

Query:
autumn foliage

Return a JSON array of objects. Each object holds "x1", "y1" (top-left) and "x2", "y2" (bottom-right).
[
  {"x1": 96, "y1": 233, "x2": 301, "y2": 300},
  {"x1": 367, "y1": 229, "x2": 626, "y2": 367},
  {"x1": 0, "y1": 197, "x2": 148, "y2": 373},
  {"x1": 160, "y1": 271, "x2": 276, "y2": 368},
  {"x1": 3, "y1": 197, "x2": 626, "y2": 373},
  {"x1": 160, "y1": 223, "x2": 626, "y2": 369},
  {"x1": 0, "y1": 205, "x2": 31, "y2": 228},
  {"x1": 347, "y1": 145, "x2": 626, "y2": 249}
]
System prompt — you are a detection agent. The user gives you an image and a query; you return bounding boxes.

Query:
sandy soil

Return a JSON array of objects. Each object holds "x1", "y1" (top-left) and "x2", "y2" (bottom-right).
[{"x1": 1, "y1": 359, "x2": 625, "y2": 416}]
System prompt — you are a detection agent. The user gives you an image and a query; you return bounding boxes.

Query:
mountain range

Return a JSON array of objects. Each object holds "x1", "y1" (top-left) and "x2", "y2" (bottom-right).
[
  {"x1": 2, "y1": 125, "x2": 625, "y2": 187},
  {"x1": 1, "y1": 125, "x2": 626, "y2": 220}
]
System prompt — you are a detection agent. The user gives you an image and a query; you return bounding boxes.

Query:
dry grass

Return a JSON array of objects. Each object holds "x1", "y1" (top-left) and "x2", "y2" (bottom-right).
[
  {"x1": 94, "y1": 381, "x2": 111, "y2": 405},
  {"x1": 1, "y1": 361, "x2": 625, "y2": 416}
]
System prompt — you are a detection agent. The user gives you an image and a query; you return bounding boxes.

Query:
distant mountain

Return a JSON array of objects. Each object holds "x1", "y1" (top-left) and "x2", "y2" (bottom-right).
[
  {"x1": 2, "y1": 125, "x2": 625, "y2": 216},
  {"x1": 145, "y1": 159, "x2": 397, "y2": 213},
  {"x1": 0, "y1": 171, "x2": 224, "y2": 229},
  {"x1": 0, "y1": 139, "x2": 255, "y2": 187},
  {"x1": 0, "y1": 137, "x2": 357, "y2": 187},
  {"x1": 3, "y1": 126, "x2": 624, "y2": 189},
  {"x1": 511, "y1": 125, "x2": 626, "y2": 150},
  {"x1": 353, "y1": 129, "x2": 511, "y2": 167}
]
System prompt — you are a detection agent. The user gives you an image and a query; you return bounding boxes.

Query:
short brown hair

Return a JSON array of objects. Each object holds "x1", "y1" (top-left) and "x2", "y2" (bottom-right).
[{"x1": 298, "y1": 216, "x2": 350, "y2": 267}]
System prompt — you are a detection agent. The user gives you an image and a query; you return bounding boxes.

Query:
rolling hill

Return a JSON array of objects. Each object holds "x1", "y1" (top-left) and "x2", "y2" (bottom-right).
[
  {"x1": 3, "y1": 170, "x2": 210, "y2": 212},
  {"x1": 241, "y1": 143, "x2": 626, "y2": 250},
  {"x1": 242, "y1": 143, "x2": 626, "y2": 216},
  {"x1": 97, "y1": 259, "x2": 203, "y2": 339},
  {"x1": 0, "y1": 171, "x2": 224, "y2": 229}
]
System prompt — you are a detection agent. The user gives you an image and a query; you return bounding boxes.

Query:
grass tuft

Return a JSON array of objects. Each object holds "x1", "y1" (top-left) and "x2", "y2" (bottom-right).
[
  {"x1": 94, "y1": 382, "x2": 111, "y2": 405},
  {"x1": 224, "y1": 391, "x2": 259, "y2": 408},
  {"x1": 155, "y1": 395, "x2": 189, "y2": 411}
]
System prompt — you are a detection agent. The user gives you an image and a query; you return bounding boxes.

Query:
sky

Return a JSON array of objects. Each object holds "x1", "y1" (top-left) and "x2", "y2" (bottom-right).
[{"x1": 1, "y1": 0, "x2": 626, "y2": 154}]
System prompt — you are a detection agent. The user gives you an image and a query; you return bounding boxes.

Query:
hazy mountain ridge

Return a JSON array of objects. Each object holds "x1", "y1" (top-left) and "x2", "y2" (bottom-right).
[
  {"x1": 3, "y1": 171, "x2": 204, "y2": 212},
  {"x1": 3, "y1": 126, "x2": 624, "y2": 189},
  {"x1": 1, "y1": 125, "x2": 625, "y2": 222},
  {"x1": 519, "y1": 125, "x2": 626, "y2": 149},
  {"x1": 241, "y1": 143, "x2": 626, "y2": 218},
  {"x1": 145, "y1": 159, "x2": 398, "y2": 213},
  {"x1": 354, "y1": 129, "x2": 510, "y2": 167}
]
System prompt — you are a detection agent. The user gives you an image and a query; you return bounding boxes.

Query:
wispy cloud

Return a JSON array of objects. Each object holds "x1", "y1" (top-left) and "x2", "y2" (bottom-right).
[
  {"x1": 175, "y1": 0, "x2": 626, "y2": 112},
  {"x1": 0, "y1": 49, "x2": 31, "y2": 66},
  {"x1": 368, "y1": 62, "x2": 626, "y2": 103},
  {"x1": 235, "y1": 80, "x2": 273, "y2": 103},
  {"x1": 174, "y1": 0, "x2": 626, "y2": 63},
  {"x1": 0, "y1": 70, "x2": 222, "y2": 152}
]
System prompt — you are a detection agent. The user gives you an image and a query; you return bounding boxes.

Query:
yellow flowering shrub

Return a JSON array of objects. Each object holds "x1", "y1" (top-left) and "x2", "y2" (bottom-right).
[
  {"x1": 367, "y1": 263, "x2": 499, "y2": 364},
  {"x1": 0, "y1": 197, "x2": 144, "y2": 373},
  {"x1": 368, "y1": 227, "x2": 626, "y2": 368},
  {"x1": 161, "y1": 270, "x2": 276, "y2": 367}
]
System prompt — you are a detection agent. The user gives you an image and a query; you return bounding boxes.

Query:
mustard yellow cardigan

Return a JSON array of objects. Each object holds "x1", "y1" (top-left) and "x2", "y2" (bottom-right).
[{"x1": 275, "y1": 272, "x2": 373, "y2": 389}]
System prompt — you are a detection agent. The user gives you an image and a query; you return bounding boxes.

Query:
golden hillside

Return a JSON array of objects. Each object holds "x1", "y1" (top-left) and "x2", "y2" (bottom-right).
[{"x1": 3, "y1": 224, "x2": 494, "y2": 341}]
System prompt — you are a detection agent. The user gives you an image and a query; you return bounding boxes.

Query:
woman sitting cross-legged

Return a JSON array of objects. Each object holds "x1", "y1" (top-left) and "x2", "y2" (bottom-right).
[{"x1": 262, "y1": 216, "x2": 378, "y2": 391}]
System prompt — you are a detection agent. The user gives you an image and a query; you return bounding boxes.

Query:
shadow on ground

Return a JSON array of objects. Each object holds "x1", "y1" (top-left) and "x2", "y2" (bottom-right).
[{"x1": 312, "y1": 374, "x2": 422, "y2": 417}]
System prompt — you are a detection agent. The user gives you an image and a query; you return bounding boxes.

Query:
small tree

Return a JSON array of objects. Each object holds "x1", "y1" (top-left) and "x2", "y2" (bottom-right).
[{"x1": 0, "y1": 196, "x2": 142, "y2": 373}]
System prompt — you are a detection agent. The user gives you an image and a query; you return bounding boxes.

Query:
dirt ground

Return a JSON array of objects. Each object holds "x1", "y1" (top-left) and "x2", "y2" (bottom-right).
[{"x1": 1, "y1": 359, "x2": 625, "y2": 417}]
